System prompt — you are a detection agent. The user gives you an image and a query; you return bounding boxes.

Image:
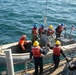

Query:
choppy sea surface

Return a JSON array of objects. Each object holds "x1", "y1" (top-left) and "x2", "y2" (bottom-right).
[{"x1": 0, "y1": 0, "x2": 76, "y2": 73}]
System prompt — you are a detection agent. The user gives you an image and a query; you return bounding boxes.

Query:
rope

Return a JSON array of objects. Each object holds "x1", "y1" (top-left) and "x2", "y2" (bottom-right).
[
  {"x1": 45, "y1": 0, "x2": 47, "y2": 18},
  {"x1": 44, "y1": 0, "x2": 48, "y2": 27}
]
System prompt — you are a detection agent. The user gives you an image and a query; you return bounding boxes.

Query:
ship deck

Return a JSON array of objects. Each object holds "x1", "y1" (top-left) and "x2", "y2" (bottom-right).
[{"x1": 15, "y1": 57, "x2": 76, "y2": 75}]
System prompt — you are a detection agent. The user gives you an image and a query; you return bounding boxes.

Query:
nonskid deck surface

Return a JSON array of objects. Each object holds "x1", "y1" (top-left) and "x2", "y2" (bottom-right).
[{"x1": 15, "y1": 57, "x2": 76, "y2": 75}]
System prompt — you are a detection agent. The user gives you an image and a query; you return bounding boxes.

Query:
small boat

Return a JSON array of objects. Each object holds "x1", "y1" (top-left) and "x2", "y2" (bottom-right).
[
  {"x1": 0, "y1": 42, "x2": 30, "y2": 66},
  {"x1": 0, "y1": 36, "x2": 76, "y2": 66}
]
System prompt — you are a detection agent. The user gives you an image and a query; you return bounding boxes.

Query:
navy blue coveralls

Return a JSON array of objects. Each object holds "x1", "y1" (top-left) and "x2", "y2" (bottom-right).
[
  {"x1": 49, "y1": 46, "x2": 66, "y2": 70},
  {"x1": 30, "y1": 48, "x2": 48, "y2": 75}
]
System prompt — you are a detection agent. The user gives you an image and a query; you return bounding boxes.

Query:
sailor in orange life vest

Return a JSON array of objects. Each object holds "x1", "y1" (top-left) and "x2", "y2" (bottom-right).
[
  {"x1": 32, "y1": 24, "x2": 39, "y2": 43},
  {"x1": 18, "y1": 35, "x2": 31, "y2": 53},
  {"x1": 55, "y1": 23, "x2": 65, "y2": 39},
  {"x1": 47, "y1": 25, "x2": 55, "y2": 36},
  {"x1": 47, "y1": 25, "x2": 55, "y2": 46},
  {"x1": 48, "y1": 40, "x2": 68, "y2": 70},
  {"x1": 30, "y1": 41, "x2": 49, "y2": 75},
  {"x1": 39, "y1": 24, "x2": 46, "y2": 37}
]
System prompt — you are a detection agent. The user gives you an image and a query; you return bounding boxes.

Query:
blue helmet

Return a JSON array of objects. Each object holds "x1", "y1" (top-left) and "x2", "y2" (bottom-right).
[
  {"x1": 41, "y1": 24, "x2": 44, "y2": 28},
  {"x1": 34, "y1": 24, "x2": 37, "y2": 28},
  {"x1": 61, "y1": 23, "x2": 64, "y2": 26}
]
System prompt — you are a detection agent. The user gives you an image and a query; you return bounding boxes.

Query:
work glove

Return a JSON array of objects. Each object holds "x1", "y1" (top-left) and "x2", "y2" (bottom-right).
[
  {"x1": 29, "y1": 59, "x2": 33, "y2": 62},
  {"x1": 65, "y1": 57, "x2": 72, "y2": 62},
  {"x1": 47, "y1": 43, "x2": 50, "y2": 47},
  {"x1": 65, "y1": 57, "x2": 69, "y2": 62}
]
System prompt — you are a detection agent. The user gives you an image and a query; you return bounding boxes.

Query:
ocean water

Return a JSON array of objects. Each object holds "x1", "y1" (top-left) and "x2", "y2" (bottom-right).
[{"x1": 0, "y1": 0, "x2": 76, "y2": 73}]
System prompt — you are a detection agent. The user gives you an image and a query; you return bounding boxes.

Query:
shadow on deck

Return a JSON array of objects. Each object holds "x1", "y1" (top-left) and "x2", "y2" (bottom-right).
[
  {"x1": 17, "y1": 61, "x2": 66, "y2": 75},
  {"x1": 16, "y1": 57, "x2": 76, "y2": 75}
]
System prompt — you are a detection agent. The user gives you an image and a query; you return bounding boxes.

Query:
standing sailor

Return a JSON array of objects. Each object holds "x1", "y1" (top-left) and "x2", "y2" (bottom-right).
[
  {"x1": 48, "y1": 40, "x2": 68, "y2": 70},
  {"x1": 32, "y1": 24, "x2": 39, "y2": 44},
  {"x1": 39, "y1": 24, "x2": 47, "y2": 47},
  {"x1": 39, "y1": 24, "x2": 45, "y2": 37},
  {"x1": 47, "y1": 25, "x2": 55, "y2": 46},
  {"x1": 55, "y1": 23, "x2": 65, "y2": 39},
  {"x1": 47, "y1": 25, "x2": 55, "y2": 36},
  {"x1": 30, "y1": 41, "x2": 48, "y2": 75}
]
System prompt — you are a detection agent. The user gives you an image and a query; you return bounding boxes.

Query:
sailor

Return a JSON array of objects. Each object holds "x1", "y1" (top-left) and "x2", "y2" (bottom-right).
[
  {"x1": 55, "y1": 23, "x2": 65, "y2": 39},
  {"x1": 39, "y1": 24, "x2": 46, "y2": 37},
  {"x1": 47, "y1": 25, "x2": 55, "y2": 46},
  {"x1": 32, "y1": 24, "x2": 39, "y2": 44},
  {"x1": 30, "y1": 41, "x2": 48, "y2": 75},
  {"x1": 38, "y1": 24, "x2": 47, "y2": 47},
  {"x1": 18, "y1": 35, "x2": 31, "y2": 53},
  {"x1": 47, "y1": 25, "x2": 55, "y2": 36},
  {"x1": 48, "y1": 40, "x2": 68, "y2": 70},
  {"x1": 40, "y1": 30, "x2": 47, "y2": 47}
]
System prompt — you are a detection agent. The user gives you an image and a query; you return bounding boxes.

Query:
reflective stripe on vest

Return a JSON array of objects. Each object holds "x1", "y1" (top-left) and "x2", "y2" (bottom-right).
[
  {"x1": 32, "y1": 46, "x2": 41, "y2": 57},
  {"x1": 53, "y1": 46, "x2": 60, "y2": 56}
]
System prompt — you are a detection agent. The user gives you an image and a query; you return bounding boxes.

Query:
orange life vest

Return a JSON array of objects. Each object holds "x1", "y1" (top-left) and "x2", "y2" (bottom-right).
[
  {"x1": 18, "y1": 38, "x2": 27, "y2": 46},
  {"x1": 53, "y1": 46, "x2": 61, "y2": 56},
  {"x1": 47, "y1": 29, "x2": 54, "y2": 36},
  {"x1": 57, "y1": 26, "x2": 63, "y2": 32},
  {"x1": 18, "y1": 38, "x2": 25, "y2": 45},
  {"x1": 32, "y1": 46, "x2": 41, "y2": 57},
  {"x1": 39, "y1": 28, "x2": 44, "y2": 34},
  {"x1": 32, "y1": 28, "x2": 38, "y2": 35}
]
